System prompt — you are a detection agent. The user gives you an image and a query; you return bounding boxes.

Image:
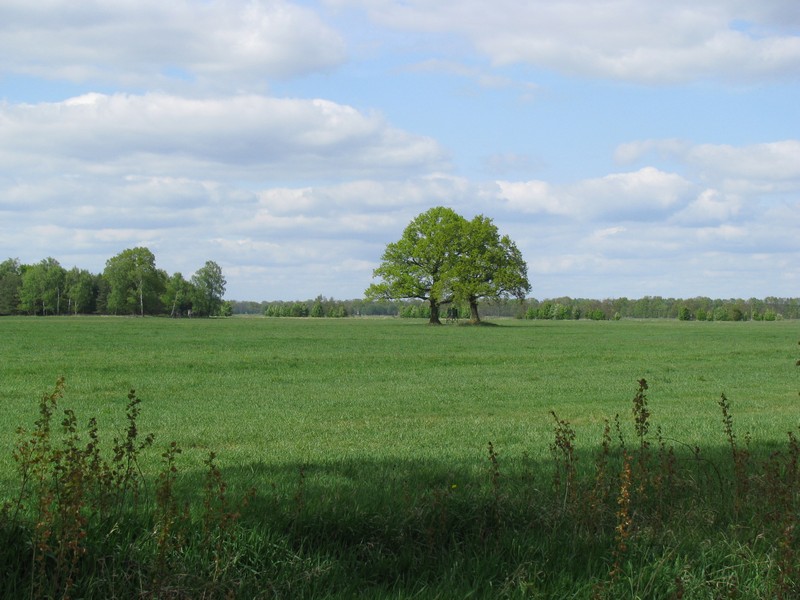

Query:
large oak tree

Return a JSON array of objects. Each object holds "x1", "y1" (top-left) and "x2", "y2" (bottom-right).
[
  {"x1": 365, "y1": 206, "x2": 467, "y2": 324},
  {"x1": 451, "y1": 215, "x2": 531, "y2": 323},
  {"x1": 367, "y1": 207, "x2": 530, "y2": 324}
]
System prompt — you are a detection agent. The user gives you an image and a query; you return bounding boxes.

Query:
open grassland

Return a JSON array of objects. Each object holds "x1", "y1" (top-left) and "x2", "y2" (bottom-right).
[
  {"x1": 1, "y1": 316, "x2": 799, "y2": 598},
  {"x1": 2, "y1": 317, "x2": 797, "y2": 473}
]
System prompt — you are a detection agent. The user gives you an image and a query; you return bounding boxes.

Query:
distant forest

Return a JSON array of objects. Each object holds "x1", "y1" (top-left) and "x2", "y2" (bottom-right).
[{"x1": 250, "y1": 295, "x2": 800, "y2": 321}]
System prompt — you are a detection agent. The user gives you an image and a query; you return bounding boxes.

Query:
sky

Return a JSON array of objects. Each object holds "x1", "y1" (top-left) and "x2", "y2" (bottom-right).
[{"x1": 1, "y1": 0, "x2": 799, "y2": 301}]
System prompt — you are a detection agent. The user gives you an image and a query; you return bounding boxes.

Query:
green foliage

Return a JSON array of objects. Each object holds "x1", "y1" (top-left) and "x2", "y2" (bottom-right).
[
  {"x1": 450, "y1": 214, "x2": 531, "y2": 322},
  {"x1": 2, "y1": 251, "x2": 227, "y2": 317},
  {"x1": 290, "y1": 302, "x2": 309, "y2": 317},
  {"x1": 366, "y1": 207, "x2": 530, "y2": 324},
  {"x1": 18, "y1": 257, "x2": 65, "y2": 315},
  {"x1": 4, "y1": 380, "x2": 155, "y2": 598},
  {"x1": 521, "y1": 296, "x2": 800, "y2": 321},
  {"x1": 0, "y1": 258, "x2": 23, "y2": 315},
  {"x1": 103, "y1": 247, "x2": 164, "y2": 316},
  {"x1": 64, "y1": 267, "x2": 96, "y2": 315},
  {"x1": 162, "y1": 271, "x2": 194, "y2": 317},
  {"x1": 366, "y1": 206, "x2": 468, "y2": 324},
  {"x1": 191, "y1": 260, "x2": 227, "y2": 317},
  {"x1": 219, "y1": 300, "x2": 234, "y2": 317}
]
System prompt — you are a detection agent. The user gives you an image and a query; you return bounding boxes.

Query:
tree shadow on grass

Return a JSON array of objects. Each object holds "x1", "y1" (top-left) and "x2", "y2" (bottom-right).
[
  {"x1": 2, "y1": 422, "x2": 798, "y2": 599},
  {"x1": 159, "y1": 434, "x2": 800, "y2": 597}
]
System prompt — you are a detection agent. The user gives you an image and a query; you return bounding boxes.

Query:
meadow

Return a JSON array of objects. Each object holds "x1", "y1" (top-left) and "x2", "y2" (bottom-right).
[{"x1": 0, "y1": 316, "x2": 798, "y2": 598}]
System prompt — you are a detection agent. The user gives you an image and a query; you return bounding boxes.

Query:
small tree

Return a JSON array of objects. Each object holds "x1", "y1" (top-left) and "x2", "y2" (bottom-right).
[
  {"x1": 0, "y1": 258, "x2": 23, "y2": 315},
  {"x1": 310, "y1": 299, "x2": 325, "y2": 317},
  {"x1": 65, "y1": 267, "x2": 96, "y2": 315},
  {"x1": 104, "y1": 247, "x2": 164, "y2": 316},
  {"x1": 191, "y1": 261, "x2": 226, "y2": 317},
  {"x1": 19, "y1": 258, "x2": 66, "y2": 315},
  {"x1": 162, "y1": 272, "x2": 194, "y2": 317}
]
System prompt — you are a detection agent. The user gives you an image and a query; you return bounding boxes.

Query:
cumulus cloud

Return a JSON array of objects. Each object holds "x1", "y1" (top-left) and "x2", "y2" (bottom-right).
[
  {"x1": 686, "y1": 141, "x2": 800, "y2": 182},
  {"x1": 619, "y1": 138, "x2": 800, "y2": 181},
  {"x1": 0, "y1": 0, "x2": 346, "y2": 88},
  {"x1": 614, "y1": 138, "x2": 800, "y2": 212},
  {"x1": 329, "y1": 0, "x2": 800, "y2": 83},
  {"x1": 0, "y1": 93, "x2": 447, "y2": 180},
  {"x1": 1, "y1": 1, "x2": 798, "y2": 301},
  {"x1": 497, "y1": 167, "x2": 694, "y2": 220},
  {"x1": 672, "y1": 189, "x2": 742, "y2": 225}
]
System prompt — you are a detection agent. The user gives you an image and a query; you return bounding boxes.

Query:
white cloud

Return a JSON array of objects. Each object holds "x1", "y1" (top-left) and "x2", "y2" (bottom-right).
[
  {"x1": 0, "y1": 93, "x2": 447, "y2": 181},
  {"x1": 614, "y1": 138, "x2": 800, "y2": 198},
  {"x1": 672, "y1": 189, "x2": 742, "y2": 224},
  {"x1": 0, "y1": 0, "x2": 347, "y2": 88},
  {"x1": 495, "y1": 180, "x2": 559, "y2": 215},
  {"x1": 614, "y1": 139, "x2": 691, "y2": 165},
  {"x1": 3, "y1": 153, "x2": 799, "y2": 300},
  {"x1": 686, "y1": 140, "x2": 800, "y2": 181},
  {"x1": 591, "y1": 226, "x2": 627, "y2": 240},
  {"x1": 329, "y1": 0, "x2": 800, "y2": 83},
  {"x1": 498, "y1": 167, "x2": 693, "y2": 220}
]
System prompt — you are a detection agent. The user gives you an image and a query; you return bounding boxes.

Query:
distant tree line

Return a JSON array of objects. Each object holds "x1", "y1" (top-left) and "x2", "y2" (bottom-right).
[
  {"x1": 522, "y1": 296, "x2": 800, "y2": 321},
  {"x1": 250, "y1": 296, "x2": 800, "y2": 321},
  {"x1": 263, "y1": 296, "x2": 350, "y2": 318},
  {"x1": 0, "y1": 249, "x2": 228, "y2": 317}
]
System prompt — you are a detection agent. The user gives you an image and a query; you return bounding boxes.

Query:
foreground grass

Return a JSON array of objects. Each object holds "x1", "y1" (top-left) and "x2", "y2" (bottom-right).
[{"x1": 0, "y1": 316, "x2": 799, "y2": 597}]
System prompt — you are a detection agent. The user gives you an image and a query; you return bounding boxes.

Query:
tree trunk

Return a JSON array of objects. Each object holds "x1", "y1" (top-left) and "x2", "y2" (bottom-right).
[
  {"x1": 428, "y1": 299, "x2": 442, "y2": 325},
  {"x1": 469, "y1": 300, "x2": 481, "y2": 323}
]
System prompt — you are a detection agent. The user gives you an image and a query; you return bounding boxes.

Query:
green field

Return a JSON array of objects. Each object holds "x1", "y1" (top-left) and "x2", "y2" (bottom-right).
[
  {"x1": 2, "y1": 317, "x2": 797, "y2": 473},
  {"x1": 1, "y1": 316, "x2": 799, "y2": 598}
]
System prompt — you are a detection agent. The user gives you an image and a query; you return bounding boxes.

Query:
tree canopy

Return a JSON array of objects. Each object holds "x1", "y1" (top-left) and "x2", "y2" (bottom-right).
[
  {"x1": 191, "y1": 260, "x2": 227, "y2": 317},
  {"x1": 19, "y1": 257, "x2": 65, "y2": 316},
  {"x1": 104, "y1": 247, "x2": 163, "y2": 316},
  {"x1": 451, "y1": 215, "x2": 531, "y2": 322},
  {"x1": 0, "y1": 248, "x2": 228, "y2": 317},
  {"x1": 365, "y1": 207, "x2": 530, "y2": 324},
  {"x1": 365, "y1": 207, "x2": 467, "y2": 324}
]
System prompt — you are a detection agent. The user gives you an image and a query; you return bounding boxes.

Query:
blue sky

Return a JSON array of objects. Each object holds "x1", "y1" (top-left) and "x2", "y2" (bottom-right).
[{"x1": 1, "y1": 0, "x2": 799, "y2": 301}]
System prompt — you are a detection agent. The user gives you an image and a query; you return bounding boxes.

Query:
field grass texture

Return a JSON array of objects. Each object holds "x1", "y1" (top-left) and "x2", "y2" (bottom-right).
[{"x1": 1, "y1": 316, "x2": 798, "y2": 598}]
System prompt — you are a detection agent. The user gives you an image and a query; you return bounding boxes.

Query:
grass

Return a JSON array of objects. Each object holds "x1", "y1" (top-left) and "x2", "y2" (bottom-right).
[
  {"x1": 1, "y1": 317, "x2": 796, "y2": 470},
  {"x1": 0, "y1": 316, "x2": 799, "y2": 597}
]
